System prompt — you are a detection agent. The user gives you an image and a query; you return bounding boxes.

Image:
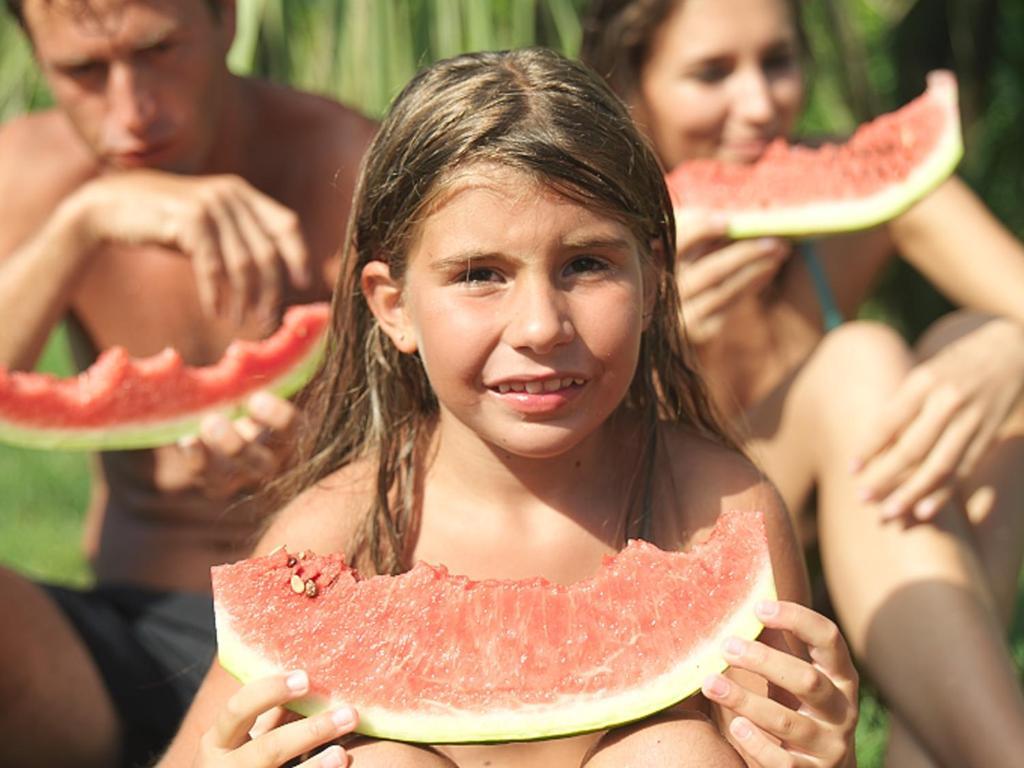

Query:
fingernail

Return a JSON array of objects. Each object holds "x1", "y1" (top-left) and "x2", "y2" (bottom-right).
[
  {"x1": 730, "y1": 717, "x2": 753, "y2": 740},
  {"x1": 915, "y1": 498, "x2": 939, "y2": 519},
  {"x1": 849, "y1": 457, "x2": 862, "y2": 473},
  {"x1": 285, "y1": 670, "x2": 308, "y2": 693},
  {"x1": 755, "y1": 600, "x2": 778, "y2": 619},
  {"x1": 702, "y1": 674, "x2": 730, "y2": 698},
  {"x1": 332, "y1": 706, "x2": 357, "y2": 730},
  {"x1": 883, "y1": 500, "x2": 903, "y2": 520},
  {"x1": 859, "y1": 486, "x2": 875, "y2": 502},
  {"x1": 723, "y1": 637, "x2": 746, "y2": 657},
  {"x1": 248, "y1": 391, "x2": 275, "y2": 417},
  {"x1": 320, "y1": 745, "x2": 345, "y2": 768}
]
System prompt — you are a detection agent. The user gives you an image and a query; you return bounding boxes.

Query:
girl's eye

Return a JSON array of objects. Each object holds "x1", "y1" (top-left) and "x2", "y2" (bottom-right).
[
  {"x1": 459, "y1": 266, "x2": 502, "y2": 284},
  {"x1": 565, "y1": 256, "x2": 608, "y2": 276}
]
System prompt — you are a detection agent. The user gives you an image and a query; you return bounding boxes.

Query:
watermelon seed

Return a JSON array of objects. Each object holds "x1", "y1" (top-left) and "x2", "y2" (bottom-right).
[
  {"x1": 290, "y1": 574, "x2": 306, "y2": 594},
  {"x1": 304, "y1": 579, "x2": 319, "y2": 598},
  {"x1": 298, "y1": 550, "x2": 308, "y2": 560},
  {"x1": 287, "y1": 556, "x2": 298, "y2": 567}
]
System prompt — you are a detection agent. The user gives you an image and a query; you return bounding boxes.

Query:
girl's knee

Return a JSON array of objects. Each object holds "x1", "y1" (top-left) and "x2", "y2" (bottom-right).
[
  {"x1": 347, "y1": 737, "x2": 457, "y2": 768},
  {"x1": 583, "y1": 711, "x2": 743, "y2": 768}
]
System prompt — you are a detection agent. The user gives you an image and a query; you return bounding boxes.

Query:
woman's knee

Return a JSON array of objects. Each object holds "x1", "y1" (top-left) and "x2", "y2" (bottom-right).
[
  {"x1": 583, "y1": 711, "x2": 743, "y2": 768},
  {"x1": 346, "y1": 737, "x2": 457, "y2": 767}
]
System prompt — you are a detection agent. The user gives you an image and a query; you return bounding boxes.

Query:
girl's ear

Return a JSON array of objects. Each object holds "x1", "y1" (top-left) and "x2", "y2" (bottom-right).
[{"x1": 361, "y1": 260, "x2": 418, "y2": 354}]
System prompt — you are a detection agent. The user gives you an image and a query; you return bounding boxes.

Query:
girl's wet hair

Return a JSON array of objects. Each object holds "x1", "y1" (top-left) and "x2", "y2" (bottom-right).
[
  {"x1": 273, "y1": 47, "x2": 732, "y2": 574},
  {"x1": 580, "y1": 0, "x2": 808, "y2": 100}
]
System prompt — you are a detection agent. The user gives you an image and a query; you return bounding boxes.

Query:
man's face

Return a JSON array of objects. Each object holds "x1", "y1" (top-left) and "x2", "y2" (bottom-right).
[{"x1": 24, "y1": 0, "x2": 234, "y2": 172}]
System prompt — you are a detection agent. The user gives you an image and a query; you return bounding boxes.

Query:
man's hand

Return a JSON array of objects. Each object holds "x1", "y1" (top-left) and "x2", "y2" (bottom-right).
[
  {"x1": 73, "y1": 170, "x2": 311, "y2": 321},
  {"x1": 165, "y1": 391, "x2": 301, "y2": 500}
]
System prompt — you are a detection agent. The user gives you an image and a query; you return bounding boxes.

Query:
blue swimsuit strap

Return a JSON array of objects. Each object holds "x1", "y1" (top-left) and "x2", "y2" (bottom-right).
[{"x1": 798, "y1": 241, "x2": 844, "y2": 332}]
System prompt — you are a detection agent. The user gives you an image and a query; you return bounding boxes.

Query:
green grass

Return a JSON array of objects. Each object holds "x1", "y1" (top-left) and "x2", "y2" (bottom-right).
[{"x1": 0, "y1": 326, "x2": 91, "y2": 587}]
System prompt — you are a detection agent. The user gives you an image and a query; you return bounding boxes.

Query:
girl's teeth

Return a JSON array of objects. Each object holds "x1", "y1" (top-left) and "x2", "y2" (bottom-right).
[{"x1": 495, "y1": 378, "x2": 585, "y2": 393}]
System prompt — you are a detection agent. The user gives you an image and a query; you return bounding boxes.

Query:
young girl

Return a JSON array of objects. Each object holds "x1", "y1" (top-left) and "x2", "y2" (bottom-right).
[
  {"x1": 581, "y1": 1, "x2": 1024, "y2": 766},
  {"x1": 159, "y1": 48, "x2": 858, "y2": 768}
]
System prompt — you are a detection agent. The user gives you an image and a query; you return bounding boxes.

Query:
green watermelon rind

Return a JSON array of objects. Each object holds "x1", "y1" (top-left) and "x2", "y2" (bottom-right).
[
  {"x1": 673, "y1": 71, "x2": 963, "y2": 239},
  {"x1": 0, "y1": 332, "x2": 325, "y2": 451},
  {"x1": 214, "y1": 561, "x2": 776, "y2": 744}
]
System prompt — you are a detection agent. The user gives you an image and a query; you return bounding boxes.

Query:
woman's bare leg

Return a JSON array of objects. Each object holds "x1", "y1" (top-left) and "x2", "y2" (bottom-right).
[
  {"x1": 746, "y1": 320, "x2": 1024, "y2": 768},
  {"x1": 882, "y1": 312, "x2": 1024, "y2": 768}
]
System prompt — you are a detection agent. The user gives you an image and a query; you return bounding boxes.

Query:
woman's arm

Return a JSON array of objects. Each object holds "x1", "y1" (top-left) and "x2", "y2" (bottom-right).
[{"x1": 888, "y1": 176, "x2": 1024, "y2": 325}]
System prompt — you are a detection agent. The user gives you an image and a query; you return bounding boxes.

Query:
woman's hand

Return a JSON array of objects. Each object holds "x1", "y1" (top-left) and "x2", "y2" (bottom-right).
[
  {"x1": 702, "y1": 601, "x2": 859, "y2": 767},
  {"x1": 853, "y1": 318, "x2": 1024, "y2": 521},
  {"x1": 674, "y1": 210, "x2": 790, "y2": 345},
  {"x1": 194, "y1": 671, "x2": 357, "y2": 768}
]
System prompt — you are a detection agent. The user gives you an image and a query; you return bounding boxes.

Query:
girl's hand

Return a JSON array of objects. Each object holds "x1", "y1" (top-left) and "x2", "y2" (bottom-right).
[
  {"x1": 674, "y1": 210, "x2": 790, "y2": 345},
  {"x1": 194, "y1": 671, "x2": 357, "y2": 768},
  {"x1": 853, "y1": 318, "x2": 1024, "y2": 521},
  {"x1": 702, "y1": 601, "x2": 859, "y2": 767}
]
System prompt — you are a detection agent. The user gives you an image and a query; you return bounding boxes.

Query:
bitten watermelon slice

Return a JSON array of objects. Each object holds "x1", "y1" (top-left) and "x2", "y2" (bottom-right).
[
  {"x1": 0, "y1": 302, "x2": 329, "y2": 451},
  {"x1": 212, "y1": 508, "x2": 776, "y2": 743},
  {"x1": 667, "y1": 70, "x2": 963, "y2": 238}
]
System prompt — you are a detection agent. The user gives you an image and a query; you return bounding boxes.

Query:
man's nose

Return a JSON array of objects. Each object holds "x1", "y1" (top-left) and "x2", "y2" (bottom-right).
[{"x1": 106, "y1": 60, "x2": 156, "y2": 136}]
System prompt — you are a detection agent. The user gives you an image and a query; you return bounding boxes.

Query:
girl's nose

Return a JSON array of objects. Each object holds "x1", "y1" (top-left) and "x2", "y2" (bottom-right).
[{"x1": 504, "y1": 278, "x2": 575, "y2": 354}]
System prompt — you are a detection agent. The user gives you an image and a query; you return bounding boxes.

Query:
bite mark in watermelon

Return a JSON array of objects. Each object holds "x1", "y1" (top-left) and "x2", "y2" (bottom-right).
[
  {"x1": 667, "y1": 71, "x2": 963, "y2": 238},
  {"x1": 0, "y1": 302, "x2": 330, "y2": 451},
  {"x1": 211, "y1": 508, "x2": 776, "y2": 743}
]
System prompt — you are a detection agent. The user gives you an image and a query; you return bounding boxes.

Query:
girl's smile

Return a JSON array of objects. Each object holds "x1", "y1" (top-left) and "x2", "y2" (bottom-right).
[{"x1": 368, "y1": 163, "x2": 652, "y2": 460}]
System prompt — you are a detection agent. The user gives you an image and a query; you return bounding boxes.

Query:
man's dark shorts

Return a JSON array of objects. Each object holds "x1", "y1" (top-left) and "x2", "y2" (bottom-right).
[{"x1": 43, "y1": 583, "x2": 216, "y2": 768}]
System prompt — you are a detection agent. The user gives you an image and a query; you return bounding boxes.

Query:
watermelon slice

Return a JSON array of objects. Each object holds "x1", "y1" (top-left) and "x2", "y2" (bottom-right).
[
  {"x1": 667, "y1": 70, "x2": 963, "y2": 238},
  {"x1": 212, "y1": 508, "x2": 776, "y2": 743},
  {"x1": 0, "y1": 302, "x2": 330, "y2": 451}
]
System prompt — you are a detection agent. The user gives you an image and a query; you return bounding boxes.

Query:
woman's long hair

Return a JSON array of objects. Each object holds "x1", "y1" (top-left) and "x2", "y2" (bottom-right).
[{"x1": 271, "y1": 47, "x2": 734, "y2": 574}]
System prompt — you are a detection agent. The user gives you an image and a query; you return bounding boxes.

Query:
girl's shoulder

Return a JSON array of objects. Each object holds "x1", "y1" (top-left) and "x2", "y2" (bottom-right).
[
  {"x1": 656, "y1": 425, "x2": 809, "y2": 603},
  {"x1": 252, "y1": 460, "x2": 377, "y2": 559}
]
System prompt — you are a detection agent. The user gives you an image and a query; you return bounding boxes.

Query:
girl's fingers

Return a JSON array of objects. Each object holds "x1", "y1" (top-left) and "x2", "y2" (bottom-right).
[
  {"x1": 296, "y1": 744, "x2": 348, "y2": 768},
  {"x1": 703, "y1": 673, "x2": 821, "y2": 751},
  {"x1": 715, "y1": 638, "x2": 851, "y2": 725},
  {"x1": 234, "y1": 706, "x2": 357, "y2": 768},
  {"x1": 756, "y1": 602, "x2": 858, "y2": 690},
  {"x1": 727, "y1": 716, "x2": 806, "y2": 768},
  {"x1": 211, "y1": 671, "x2": 310, "y2": 750}
]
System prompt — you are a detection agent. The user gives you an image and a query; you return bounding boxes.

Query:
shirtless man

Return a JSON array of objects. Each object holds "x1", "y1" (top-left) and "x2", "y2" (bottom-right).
[{"x1": 0, "y1": 1, "x2": 376, "y2": 766}]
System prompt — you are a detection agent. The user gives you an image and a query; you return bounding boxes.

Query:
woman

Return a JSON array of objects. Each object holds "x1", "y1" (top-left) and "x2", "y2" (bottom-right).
[{"x1": 582, "y1": 1, "x2": 1024, "y2": 766}]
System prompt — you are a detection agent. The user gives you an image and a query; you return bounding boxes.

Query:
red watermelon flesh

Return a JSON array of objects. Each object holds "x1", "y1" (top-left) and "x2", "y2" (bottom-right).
[
  {"x1": 212, "y1": 508, "x2": 776, "y2": 743},
  {"x1": 0, "y1": 302, "x2": 329, "y2": 450},
  {"x1": 667, "y1": 70, "x2": 962, "y2": 237}
]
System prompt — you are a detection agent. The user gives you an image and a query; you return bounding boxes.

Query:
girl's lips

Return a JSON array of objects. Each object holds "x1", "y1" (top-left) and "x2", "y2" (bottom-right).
[{"x1": 488, "y1": 377, "x2": 586, "y2": 415}]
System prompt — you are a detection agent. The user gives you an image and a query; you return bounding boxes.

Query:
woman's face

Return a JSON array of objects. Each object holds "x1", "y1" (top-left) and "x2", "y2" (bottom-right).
[{"x1": 630, "y1": 0, "x2": 805, "y2": 170}]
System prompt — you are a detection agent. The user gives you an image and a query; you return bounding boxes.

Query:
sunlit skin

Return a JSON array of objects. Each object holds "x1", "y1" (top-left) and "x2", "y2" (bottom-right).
[
  {"x1": 24, "y1": 0, "x2": 233, "y2": 172},
  {"x1": 630, "y1": 0, "x2": 804, "y2": 170},
  {"x1": 378, "y1": 164, "x2": 654, "y2": 467}
]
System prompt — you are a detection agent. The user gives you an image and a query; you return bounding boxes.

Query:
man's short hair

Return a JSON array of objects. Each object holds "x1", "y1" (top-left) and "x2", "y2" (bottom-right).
[{"x1": 4, "y1": 0, "x2": 221, "y2": 29}]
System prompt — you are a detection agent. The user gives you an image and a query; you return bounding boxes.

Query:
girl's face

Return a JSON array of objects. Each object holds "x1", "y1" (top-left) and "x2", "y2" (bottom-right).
[
  {"x1": 630, "y1": 0, "x2": 804, "y2": 170},
  {"x1": 371, "y1": 164, "x2": 652, "y2": 461}
]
